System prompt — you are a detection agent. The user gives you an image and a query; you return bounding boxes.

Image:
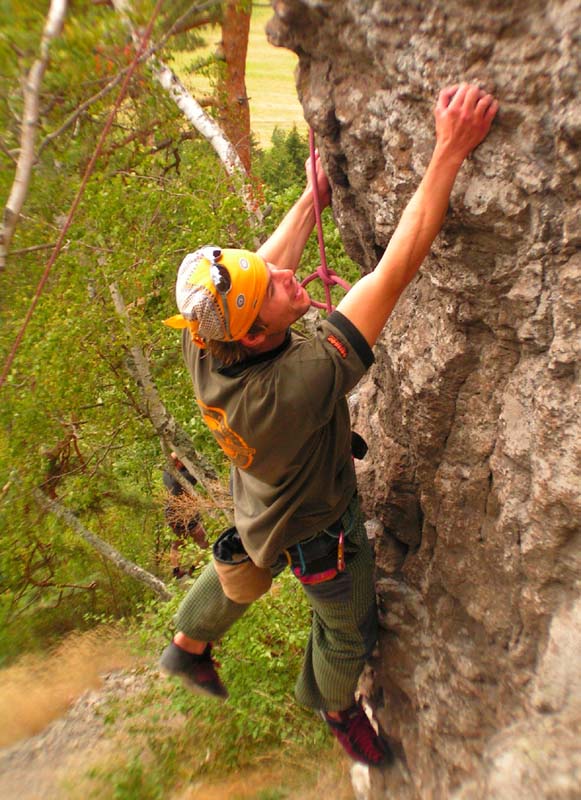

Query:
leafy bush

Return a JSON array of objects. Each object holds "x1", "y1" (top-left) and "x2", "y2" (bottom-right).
[
  {"x1": 81, "y1": 571, "x2": 331, "y2": 798},
  {"x1": 0, "y1": 4, "x2": 361, "y2": 662},
  {"x1": 255, "y1": 125, "x2": 310, "y2": 193}
]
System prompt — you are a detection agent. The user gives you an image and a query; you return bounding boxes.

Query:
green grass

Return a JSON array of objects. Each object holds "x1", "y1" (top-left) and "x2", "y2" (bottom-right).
[
  {"x1": 173, "y1": 3, "x2": 306, "y2": 149},
  {"x1": 65, "y1": 572, "x2": 355, "y2": 800},
  {"x1": 246, "y1": 4, "x2": 306, "y2": 147}
]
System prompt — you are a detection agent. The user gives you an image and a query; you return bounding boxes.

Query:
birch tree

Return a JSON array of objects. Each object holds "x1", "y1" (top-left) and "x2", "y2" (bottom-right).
[
  {"x1": 34, "y1": 489, "x2": 172, "y2": 601},
  {"x1": 0, "y1": 0, "x2": 68, "y2": 270},
  {"x1": 113, "y1": 0, "x2": 262, "y2": 224}
]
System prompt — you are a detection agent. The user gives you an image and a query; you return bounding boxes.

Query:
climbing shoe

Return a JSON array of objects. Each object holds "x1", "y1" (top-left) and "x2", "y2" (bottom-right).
[
  {"x1": 321, "y1": 701, "x2": 393, "y2": 766},
  {"x1": 159, "y1": 642, "x2": 228, "y2": 699}
]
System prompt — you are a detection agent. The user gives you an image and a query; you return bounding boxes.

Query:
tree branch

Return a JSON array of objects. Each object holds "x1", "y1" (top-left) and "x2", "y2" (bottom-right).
[
  {"x1": 0, "y1": 137, "x2": 18, "y2": 164},
  {"x1": 108, "y1": 282, "x2": 233, "y2": 518},
  {"x1": 38, "y1": 66, "x2": 131, "y2": 156},
  {"x1": 169, "y1": 15, "x2": 214, "y2": 37},
  {"x1": 0, "y1": 0, "x2": 68, "y2": 271},
  {"x1": 38, "y1": 2, "x2": 219, "y2": 158},
  {"x1": 112, "y1": 0, "x2": 262, "y2": 227},
  {"x1": 162, "y1": 1, "x2": 221, "y2": 40},
  {"x1": 33, "y1": 488, "x2": 172, "y2": 601},
  {"x1": 152, "y1": 59, "x2": 261, "y2": 225},
  {"x1": 9, "y1": 241, "x2": 58, "y2": 255}
]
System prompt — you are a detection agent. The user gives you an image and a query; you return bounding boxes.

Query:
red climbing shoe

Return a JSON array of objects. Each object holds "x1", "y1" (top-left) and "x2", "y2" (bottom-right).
[
  {"x1": 321, "y1": 701, "x2": 392, "y2": 766},
  {"x1": 159, "y1": 642, "x2": 228, "y2": 699}
]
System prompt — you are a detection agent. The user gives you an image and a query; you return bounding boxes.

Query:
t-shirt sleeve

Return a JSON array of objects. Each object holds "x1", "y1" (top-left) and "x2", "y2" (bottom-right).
[
  {"x1": 285, "y1": 310, "x2": 374, "y2": 428},
  {"x1": 326, "y1": 311, "x2": 374, "y2": 372}
]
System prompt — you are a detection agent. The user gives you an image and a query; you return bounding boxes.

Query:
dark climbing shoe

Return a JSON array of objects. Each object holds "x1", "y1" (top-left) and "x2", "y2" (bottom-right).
[
  {"x1": 321, "y1": 701, "x2": 393, "y2": 766},
  {"x1": 159, "y1": 642, "x2": 228, "y2": 699}
]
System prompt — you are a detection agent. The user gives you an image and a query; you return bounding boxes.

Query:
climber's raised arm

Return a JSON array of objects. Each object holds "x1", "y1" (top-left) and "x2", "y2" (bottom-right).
[
  {"x1": 257, "y1": 150, "x2": 330, "y2": 273},
  {"x1": 337, "y1": 83, "x2": 498, "y2": 347}
]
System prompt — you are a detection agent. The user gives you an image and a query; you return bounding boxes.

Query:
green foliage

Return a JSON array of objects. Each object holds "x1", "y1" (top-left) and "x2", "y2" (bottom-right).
[
  {"x1": 0, "y1": 1, "x2": 359, "y2": 666},
  {"x1": 255, "y1": 125, "x2": 310, "y2": 194},
  {"x1": 78, "y1": 571, "x2": 332, "y2": 798},
  {"x1": 0, "y1": 5, "x2": 359, "y2": 795},
  {"x1": 0, "y1": 1, "x2": 241, "y2": 657}
]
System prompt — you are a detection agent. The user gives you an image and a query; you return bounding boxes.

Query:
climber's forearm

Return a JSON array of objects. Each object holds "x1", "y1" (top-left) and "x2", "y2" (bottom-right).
[
  {"x1": 337, "y1": 83, "x2": 498, "y2": 347},
  {"x1": 257, "y1": 189, "x2": 316, "y2": 272},
  {"x1": 336, "y1": 144, "x2": 462, "y2": 346},
  {"x1": 258, "y1": 149, "x2": 330, "y2": 271},
  {"x1": 375, "y1": 143, "x2": 463, "y2": 291}
]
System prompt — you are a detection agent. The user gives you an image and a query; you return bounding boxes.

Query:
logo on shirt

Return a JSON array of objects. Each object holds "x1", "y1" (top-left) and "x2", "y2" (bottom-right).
[
  {"x1": 327, "y1": 334, "x2": 348, "y2": 359},
  {"x1": 197, "y1": 401, "x2": 256, "y2": 469}
]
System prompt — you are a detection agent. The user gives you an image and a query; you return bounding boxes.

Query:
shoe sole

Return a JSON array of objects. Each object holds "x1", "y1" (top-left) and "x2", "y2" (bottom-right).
[
  {"x1": 320, "y1": 710, "x2": 393, "y2": 767},
  {"x1": 159, "y1": 665, "x2": 228, "y2": 700}
]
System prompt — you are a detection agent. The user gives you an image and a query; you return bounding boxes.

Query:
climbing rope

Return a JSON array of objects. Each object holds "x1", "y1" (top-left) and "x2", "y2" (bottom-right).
[
  {"x1": 300, "y1": 128, "x2": 351, "y2": 313},
  {"x1": 0, "y1": 0, "x2": 165, "y2": 391}
]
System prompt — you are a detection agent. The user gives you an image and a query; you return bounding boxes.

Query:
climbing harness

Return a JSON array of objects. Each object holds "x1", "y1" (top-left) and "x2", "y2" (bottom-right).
[
  {"x1": 285, "y1": 515, "x2": 348, "y2": 586},
  {"x1": 300, "y1": 128, "x2": 352, "y2": 313}
]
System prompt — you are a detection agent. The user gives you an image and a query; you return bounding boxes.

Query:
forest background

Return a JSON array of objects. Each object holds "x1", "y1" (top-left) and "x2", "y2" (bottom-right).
[{"x1": 0, "y1": 1, "x2": 360, "y2": 797}]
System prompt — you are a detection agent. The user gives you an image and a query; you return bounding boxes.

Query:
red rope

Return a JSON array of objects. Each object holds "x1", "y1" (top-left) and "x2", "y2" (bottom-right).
[
  {"x1": 301, "y1": 128, "x2": 351, "y2": 312},
  {"x1": 0, "y1": 0, "x2": 165, "y2": 391}
]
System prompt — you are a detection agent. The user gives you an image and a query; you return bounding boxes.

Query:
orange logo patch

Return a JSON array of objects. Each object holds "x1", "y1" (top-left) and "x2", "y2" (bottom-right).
[
  {"x1": 327, "y1": 334, "x2": 348, "y2": 359},
  {"x1": 198, "y1": 401, "x2": 256, "y2": 469}
]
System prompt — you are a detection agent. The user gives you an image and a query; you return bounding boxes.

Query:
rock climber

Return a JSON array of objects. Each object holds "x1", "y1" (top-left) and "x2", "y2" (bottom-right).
[{"x1": 160, "y1": 83, "x2": 498, "y2": 766}]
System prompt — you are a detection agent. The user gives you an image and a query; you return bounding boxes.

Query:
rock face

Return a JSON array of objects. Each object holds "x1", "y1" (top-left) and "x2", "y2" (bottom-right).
[{"x1": 268, "y1": 2, "x2": 580, "y2": 797}]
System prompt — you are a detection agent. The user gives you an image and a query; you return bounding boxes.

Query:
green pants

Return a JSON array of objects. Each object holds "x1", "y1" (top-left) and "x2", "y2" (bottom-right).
[{"x1": 174, "y1": 496, "x2": 377, "y2": 711}]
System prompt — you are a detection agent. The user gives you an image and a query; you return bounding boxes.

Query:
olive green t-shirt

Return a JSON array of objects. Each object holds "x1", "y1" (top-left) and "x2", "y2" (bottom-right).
[{"x1": 182, "y1": 311, "x2": 374, "y2": 567}]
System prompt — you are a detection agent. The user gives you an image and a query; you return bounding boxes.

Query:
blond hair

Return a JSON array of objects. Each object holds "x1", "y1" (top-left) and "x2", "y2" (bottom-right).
[{"x1": 206, "y1": 319, "x2": 266, "y2": 367}]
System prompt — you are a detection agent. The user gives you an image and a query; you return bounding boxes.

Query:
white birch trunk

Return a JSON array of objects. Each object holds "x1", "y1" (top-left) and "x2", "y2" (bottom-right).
[
  {"x1": 112, "y1": 0, "x2": 262, "y2": 226},
  {"x1": 152, "y1": 58, "x2": 261, "y2": 223},
  {"x1": 0, "y1": 0, "x2": 68, "y2": 270},
  {"x1": 34, "y1": 489, "x2": 172, "y2": 601}
]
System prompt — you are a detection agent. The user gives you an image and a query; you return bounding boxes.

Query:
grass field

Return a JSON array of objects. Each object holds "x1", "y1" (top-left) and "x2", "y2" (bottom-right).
[
  {"x1": 246, "y1": 4, "x2": 307, "y2": 146},
  {"x1": 174, "y1": 3, "x2": 306, "y2": 149}
]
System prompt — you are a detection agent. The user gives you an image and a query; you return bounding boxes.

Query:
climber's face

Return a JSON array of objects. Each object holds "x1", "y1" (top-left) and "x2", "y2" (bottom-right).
[{"x1": 255, "y1": 265, "x2": 311, "y2": 336}]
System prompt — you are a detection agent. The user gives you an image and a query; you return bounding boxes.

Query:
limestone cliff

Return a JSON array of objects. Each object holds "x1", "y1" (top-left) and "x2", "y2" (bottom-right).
[{"x1": 268, "y1": 2, "x2": 580, "y2": 797}]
